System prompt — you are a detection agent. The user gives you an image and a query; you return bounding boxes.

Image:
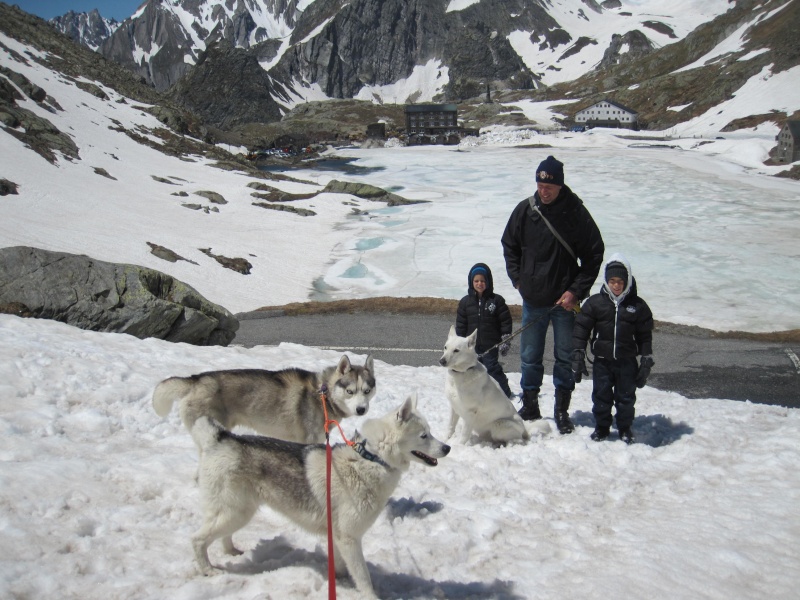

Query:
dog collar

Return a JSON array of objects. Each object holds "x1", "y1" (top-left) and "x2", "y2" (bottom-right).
[{"x1": 353, "y1": 440, "x2": 390, "y2": 468}]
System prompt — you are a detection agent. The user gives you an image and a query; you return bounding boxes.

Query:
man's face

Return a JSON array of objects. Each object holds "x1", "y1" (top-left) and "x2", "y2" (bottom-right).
[{"x1": 537, "y1": 182, "x2": 562, "y2": 204}]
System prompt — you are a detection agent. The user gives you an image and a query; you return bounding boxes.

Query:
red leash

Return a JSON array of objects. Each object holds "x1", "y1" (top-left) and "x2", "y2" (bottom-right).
[
  {"x1": 319, "y1": 385, "x2": 355, "y2": 599},
  {"x1": 320, "y1": 384, "x2": 337, "y2": 600}
]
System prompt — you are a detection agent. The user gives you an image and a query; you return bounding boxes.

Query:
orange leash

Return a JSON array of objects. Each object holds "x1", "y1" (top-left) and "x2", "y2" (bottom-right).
[{"x1": 319, "y1": 385, "x2": 355, "y2": 600}]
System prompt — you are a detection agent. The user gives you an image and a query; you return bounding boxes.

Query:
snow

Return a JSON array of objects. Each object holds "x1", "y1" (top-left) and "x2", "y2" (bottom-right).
[
  {"x1": 672, "y1": 64, "x2": 800, "y2": 138},
  {"x1": 355, "y1": 60, "x2": 450, "y2": 105},
  {"x1": 507, "y1": 0, "x2": 732, "y2": 87},
  {"x1": 1, "y1": 310, "x2": 798, "y2": 600},
  {"x1": 446, "y1": 0, "x2": 482, "y2": 13},
  {"x1": 2, "y1": 8, "x2": 800, "y2": 600}
]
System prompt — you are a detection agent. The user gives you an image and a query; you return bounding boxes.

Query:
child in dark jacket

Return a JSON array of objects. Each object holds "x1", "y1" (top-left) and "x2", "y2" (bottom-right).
[
  {"x1": 456, "y1": 263, "x2": 514, "y2": 397},
  {"x1": 571, "y1": 253, "x2": 654, "y2": 444}
]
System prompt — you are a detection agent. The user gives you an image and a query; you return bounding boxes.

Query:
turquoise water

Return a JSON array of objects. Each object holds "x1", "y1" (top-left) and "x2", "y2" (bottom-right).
[
  {"x1": 355, "y1": 238, "x2": 385, "y2": 251},
  {"x1": 341, "y1": 263, "x2": 369, "y2": 278}
]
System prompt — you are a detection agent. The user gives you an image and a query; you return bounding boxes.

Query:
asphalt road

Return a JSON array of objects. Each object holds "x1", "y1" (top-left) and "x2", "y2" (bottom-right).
[{"x1": 233, "y1": 311, "x2": 800, "y2": 408}]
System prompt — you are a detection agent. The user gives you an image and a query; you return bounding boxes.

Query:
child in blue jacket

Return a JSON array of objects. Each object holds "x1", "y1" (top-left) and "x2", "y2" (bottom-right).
[{"x1": 456, "y1": 263, "x2": 514, "y2": 397}]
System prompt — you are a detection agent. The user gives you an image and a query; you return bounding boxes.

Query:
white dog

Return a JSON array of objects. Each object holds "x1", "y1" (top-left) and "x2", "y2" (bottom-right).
[
  {"x1": 439, "y1": 325, "x2": 533, "y2": 444},
  {"x1": 190, "y1": 393, "x2": 450, "y2": 599}
]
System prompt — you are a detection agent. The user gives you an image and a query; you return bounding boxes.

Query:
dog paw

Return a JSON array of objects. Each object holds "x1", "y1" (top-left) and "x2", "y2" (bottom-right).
[{"x1": 222, "y1": 543, "x2": 243, "y2": 556}]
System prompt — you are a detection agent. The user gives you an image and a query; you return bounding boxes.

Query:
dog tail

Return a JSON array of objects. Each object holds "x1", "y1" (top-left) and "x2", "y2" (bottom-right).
[
  {"x1": 191, "y1": 416, "x2": 223, "y2": 452},
  {"x1": 152, "y1": 376, "x2": 192, "y2": 418}
]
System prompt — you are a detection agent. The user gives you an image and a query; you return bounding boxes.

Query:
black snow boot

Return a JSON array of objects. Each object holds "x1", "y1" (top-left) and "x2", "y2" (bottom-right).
[
  {"x1": 619, "y1": 427, "x2": 636, "y2": 445},
  {"x1": 554, "y1": 389, "x2": 575, "y2": 435},
  {"x1": 590, "y1": 427, "x2": 610, "y2": 442},
  {"x1": 518, "y1": 389, "x2": 542, "y2": 421}
]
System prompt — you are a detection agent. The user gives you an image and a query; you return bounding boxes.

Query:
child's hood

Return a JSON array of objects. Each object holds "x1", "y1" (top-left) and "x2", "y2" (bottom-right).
[
  {"x1": 468, "y1": 262, "x2": 495, "y2": 294},
  {"x1": 601, "y1": 252, "x2": 633, "y2": 305}
]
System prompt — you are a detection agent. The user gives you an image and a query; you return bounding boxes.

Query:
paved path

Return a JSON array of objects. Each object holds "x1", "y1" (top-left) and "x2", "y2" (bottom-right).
[{"x1": 233, "y1": 311, "x2": 800, "y2": 408}]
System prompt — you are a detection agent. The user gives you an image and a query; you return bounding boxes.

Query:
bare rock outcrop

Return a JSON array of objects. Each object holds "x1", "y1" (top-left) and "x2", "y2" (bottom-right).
[{"x1": 0, "y1": 246, "x2": 238, "y2": 346}]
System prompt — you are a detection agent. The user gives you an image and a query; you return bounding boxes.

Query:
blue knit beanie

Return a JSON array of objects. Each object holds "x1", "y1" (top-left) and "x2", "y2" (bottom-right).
[
  {"x1": 536, "y1": 155, "x2": 564, "y2": 186},
  {"x1": 470, "y1": 266, "x2": 488, "y2": 279}
]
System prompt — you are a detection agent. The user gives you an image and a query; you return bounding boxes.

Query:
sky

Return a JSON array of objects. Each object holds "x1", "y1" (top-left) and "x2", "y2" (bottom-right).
[
  {"x1": 12, "y1": 0, "x2": 143, "y2": 21},
  {"x1": 2, "y1": 8, "x2": 800, "y2": 600}
]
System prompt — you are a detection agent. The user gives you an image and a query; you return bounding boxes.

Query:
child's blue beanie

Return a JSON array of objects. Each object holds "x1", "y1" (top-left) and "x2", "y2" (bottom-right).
[{"x1": 470, "y1": 266, "x2": 488, "y2": 278}]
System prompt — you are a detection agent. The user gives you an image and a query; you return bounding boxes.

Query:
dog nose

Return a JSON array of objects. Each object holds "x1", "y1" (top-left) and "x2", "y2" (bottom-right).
[
  {"x1": 438, "y1": 358, "x2": 447, "y2": 366},
  {"x1": 356, "y1": 406, "x2": 366, "y2": 416},
  {"x1": 442, "y1": 444, "x2": 451, "y2": 455}
]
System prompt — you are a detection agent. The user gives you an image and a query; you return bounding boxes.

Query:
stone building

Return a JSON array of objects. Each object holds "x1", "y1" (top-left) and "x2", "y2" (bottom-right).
[
  {"x1": 405, "y1": 104, "x2": 458, "y2": 135},
  {"x1": 775, "y1": 121, "x2": 800, "y2": 163}
]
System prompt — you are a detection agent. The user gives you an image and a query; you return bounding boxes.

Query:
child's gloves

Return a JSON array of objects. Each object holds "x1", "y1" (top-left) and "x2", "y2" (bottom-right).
[
  {"x1": 499, "y1": 334, "x2": 511, "y2": 357},
  {"x1": 636, "y1": 355, "x2": 655, "y2": 388},
  {"x1": 571, "y1": 349, "x2": 589, "y2": 382}
]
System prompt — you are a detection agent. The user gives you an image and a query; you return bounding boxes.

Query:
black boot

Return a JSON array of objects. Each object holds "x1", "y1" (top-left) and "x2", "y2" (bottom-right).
[
  {"x1": 554, "y1": 389, "x2": 575, "y2": 434},
  {"x1": 619, "y1": 427, "x2": 636, "y2": 445},
  {"x1": 518, "y1": 389, "x2": 542, "y2": 421},
  {"x1": 590, "y1": 426, "x2": 610, "y2": 441}
]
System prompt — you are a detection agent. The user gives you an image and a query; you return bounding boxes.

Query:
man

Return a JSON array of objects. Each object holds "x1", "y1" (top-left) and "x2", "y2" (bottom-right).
[{"x1": 501, "y1": 156, "x2": 604, "y2": 434}]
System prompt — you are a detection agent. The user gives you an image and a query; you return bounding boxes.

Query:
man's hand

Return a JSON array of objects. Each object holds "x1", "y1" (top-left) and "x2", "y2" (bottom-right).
[
  {"x1": 571, "y1": 349, "x2": 588, "y2": 383},
  {"x1": 636, "y1": 355, "x2": 655, "y2": 388},
  {"x1": 556, "y1": 290, "x2": 578, "y2": 312}
]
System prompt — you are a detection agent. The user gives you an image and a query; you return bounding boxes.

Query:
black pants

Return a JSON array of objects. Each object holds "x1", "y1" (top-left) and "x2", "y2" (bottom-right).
[
  {"x1": 479, "y1": 348, "x2": 512, "y2": 396},
  {"x1": 592, "y1": 357, "x2": 638, "y2": 430}
]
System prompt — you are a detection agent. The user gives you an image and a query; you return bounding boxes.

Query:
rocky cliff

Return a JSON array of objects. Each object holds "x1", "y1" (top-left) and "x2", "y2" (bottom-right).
[{"x1": 50, "y1": 9, "x2": 120, "y2": 52}]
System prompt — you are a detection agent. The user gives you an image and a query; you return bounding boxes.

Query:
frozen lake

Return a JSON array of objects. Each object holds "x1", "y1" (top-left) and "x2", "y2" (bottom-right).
[{"x1": 292, "y1": 145, "x2": 800, "y2": 333}]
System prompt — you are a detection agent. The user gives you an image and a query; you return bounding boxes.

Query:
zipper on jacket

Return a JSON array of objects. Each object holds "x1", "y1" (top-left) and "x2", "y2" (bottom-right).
[{"x1": 477, "y1": 297, "x2": 483, "y2": 347}]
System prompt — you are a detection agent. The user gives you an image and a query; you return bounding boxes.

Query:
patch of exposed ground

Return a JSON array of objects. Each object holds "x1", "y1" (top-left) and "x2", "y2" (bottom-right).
[{"x1": 252, "y1": 297, "x2": 800, "y2": 342}]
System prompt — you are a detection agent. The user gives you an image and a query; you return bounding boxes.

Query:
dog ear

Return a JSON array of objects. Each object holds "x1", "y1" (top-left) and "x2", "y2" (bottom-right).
[
  {"x1": 337, "y1": 354, "x2": 352, "y2": 374},
  {"x1": 397, "y1": 393, "x2": 417, "y2": 422},
  {"x1": 364, "y1": 354, "x2": 374, "y2": 374},
  {"x1": 466, "y1": 329, "x2": 478, "y2": 348},
  {"x1": 448, "y1": 324, "x2": 457, "y2": 338}
]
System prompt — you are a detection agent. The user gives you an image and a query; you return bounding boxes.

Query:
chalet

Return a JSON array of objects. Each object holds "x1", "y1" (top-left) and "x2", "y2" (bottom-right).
[
  {"x1": 575, "y1": 99, "x2": 638, "y2": 129},
  {"x1": 775, "y1": 121, "x2": 800, "y2": 163}
]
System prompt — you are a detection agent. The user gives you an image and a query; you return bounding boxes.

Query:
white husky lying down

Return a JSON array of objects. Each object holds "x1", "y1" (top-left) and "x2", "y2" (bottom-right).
[
  {"x1": 190, "y1": 393, "x2": 450, "y2": 599},
  {"x1": 440, "y1": 325, "x2": 546, "y2": 444}
]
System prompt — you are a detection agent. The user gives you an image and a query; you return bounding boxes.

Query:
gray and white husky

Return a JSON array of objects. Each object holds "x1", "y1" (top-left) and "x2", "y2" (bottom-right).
[
  {"x1": 152, "y1": 354, "x2": 375, "y2": 445},
  {"x1": 439, "y1": 325, "x2": 533, "y2": 444},
  {"x1": 190, "y1": 393, "x2": 450, "y2": 599}
]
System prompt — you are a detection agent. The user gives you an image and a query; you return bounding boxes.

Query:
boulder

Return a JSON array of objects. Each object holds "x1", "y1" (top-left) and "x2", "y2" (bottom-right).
[
  {"x1": 322, "y1": 180, "x2": 424, "y2": 206},
  {"x1": 0, "y1": 246, "x2": 238, "y2": 346}
]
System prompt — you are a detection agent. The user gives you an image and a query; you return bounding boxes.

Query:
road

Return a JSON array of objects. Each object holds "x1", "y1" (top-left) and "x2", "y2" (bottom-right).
[{"x1": 233, "y1": 311, "x2": 800, "y2": 408}]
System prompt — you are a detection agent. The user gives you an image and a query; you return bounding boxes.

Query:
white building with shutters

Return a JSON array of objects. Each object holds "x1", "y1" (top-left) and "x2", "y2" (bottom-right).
[{"x1": 575, "y1": 99, "x2": 638, "y2": 129}]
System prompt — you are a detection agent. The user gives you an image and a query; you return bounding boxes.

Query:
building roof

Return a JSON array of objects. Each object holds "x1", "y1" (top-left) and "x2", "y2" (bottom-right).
[
  {"x1": 785, "y1": 120, "x2": 800, "y2": 138},
  {"x1": 405, "y1": 104, "x2": 458, "y2": 113},
  {"x1": 578, "y1": 98, "x2": 638, "y2": 115}
]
